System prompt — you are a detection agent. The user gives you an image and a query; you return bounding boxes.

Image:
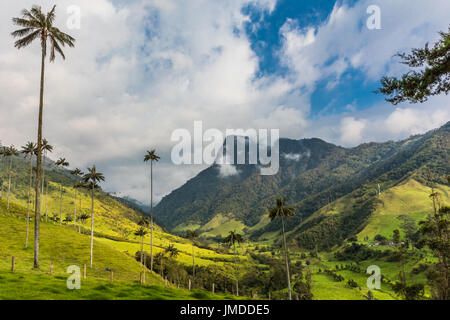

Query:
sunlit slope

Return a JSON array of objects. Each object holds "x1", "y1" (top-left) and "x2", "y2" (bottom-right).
[
  {"x1": 358, "y1": 179, "x2": 450, "y2": 240},
  {"x1": 1, "y1": 156, "x2": 238, "y2": 268}
]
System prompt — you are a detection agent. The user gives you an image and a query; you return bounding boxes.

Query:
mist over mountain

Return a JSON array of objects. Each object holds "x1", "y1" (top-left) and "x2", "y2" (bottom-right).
[{"x1": 154, "y1": 122, "x2": 450, "y2": 247}]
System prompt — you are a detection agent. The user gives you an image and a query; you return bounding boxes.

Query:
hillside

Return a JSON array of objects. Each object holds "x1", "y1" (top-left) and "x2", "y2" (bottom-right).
[{"x1": 154, "y1": 122, "x2": 450, "y2": 247}]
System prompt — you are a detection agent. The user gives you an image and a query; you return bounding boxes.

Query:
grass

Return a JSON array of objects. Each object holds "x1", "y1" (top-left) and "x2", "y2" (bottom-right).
[{"x1": 358, "y1": 179, "x2": 449, "y2": 240}]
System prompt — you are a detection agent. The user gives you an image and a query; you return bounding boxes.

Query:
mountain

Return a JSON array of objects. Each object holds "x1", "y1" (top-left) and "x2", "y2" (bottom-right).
[{"x1": 154, "y1": 122, "x2": 450, "y2": 246}]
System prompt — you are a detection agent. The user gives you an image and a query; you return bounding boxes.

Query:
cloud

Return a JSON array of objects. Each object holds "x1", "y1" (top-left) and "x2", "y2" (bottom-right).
[
  {"x1": 218, "y1": 164, "x2": 240, "y2": 177},
  {"x1": 283, "y1": 150, "x2": 310, "y2": 162},
  {"x1": 0, "y1": 0, "x2": 448, "y2": 202},
  {"x1": 339, "y1": 117, "x2": 367, "y2": 145}
]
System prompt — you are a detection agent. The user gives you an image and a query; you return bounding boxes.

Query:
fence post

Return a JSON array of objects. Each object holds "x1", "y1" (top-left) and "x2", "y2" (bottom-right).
[
  {"x1": 212, "y1": 283, "x2": 215, "y2": 294},
  {"x1": 188, "y1": 279, "x2": 191, "y2": 290},
  {"x1": 11, "y1": 256, "x2": 15, "y2": 272},
  {"x1": 83, "y1": 264, "x2": 86, "y2": 279},
  {"x1": 50, "y1": 261, "x2": 53, "y2": 275},
  {"x1": 165, "y1": 277, "x2": 167, "y2": 287}
]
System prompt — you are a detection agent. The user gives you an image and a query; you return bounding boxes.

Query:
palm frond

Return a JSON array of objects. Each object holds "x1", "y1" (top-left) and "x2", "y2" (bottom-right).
[
  {"x1": 11, "y1": 28, "x2": 36, "y2": 38},
  {"x1": 13, "y1": 29, "x2": 41, "y2": 49}
]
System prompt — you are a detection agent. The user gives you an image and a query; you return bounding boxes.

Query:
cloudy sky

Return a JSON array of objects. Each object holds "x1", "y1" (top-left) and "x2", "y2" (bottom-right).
[{"x1": 0, "y1": 0, "x2": 449, "y2": 204}]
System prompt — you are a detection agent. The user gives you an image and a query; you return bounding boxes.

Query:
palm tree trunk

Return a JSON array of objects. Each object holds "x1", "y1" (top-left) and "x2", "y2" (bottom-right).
[
  {"x1": 192, "y1": 244, "x2": 195, "y2": 277},
  {"x1": 59, "y1": 185, "x2": 63, "y2": 225},
  {"x1": 7, "y1": 157, "x2": 12, "y2": 211},
  {"x1": 25, "y1": 155, "x2": 33, "y2": 248},
  {"x1": 281, "y1": 216, "x2": 292, "y2": 300},
  {"x1": 73, "y1": 189, "x2": 77, "y2": 230},
  {"x1": 90, "y1": 185, "x2": 94, "y2": 267},
  {"x1": 150, "y1": 160, "x2": 154, "y2": 273},
  {"x1": 34, "y1": 39, "x2": 46, "y2": 269},
  {"x1": 78, "y1": 193, "x2": 82, "y2": 233},
  {"x1": 234, "y1": 242, "x2": 239, "y2": 296},
  {"x1": 45, "y1": 177, "x2": 48, "y2": 222}
]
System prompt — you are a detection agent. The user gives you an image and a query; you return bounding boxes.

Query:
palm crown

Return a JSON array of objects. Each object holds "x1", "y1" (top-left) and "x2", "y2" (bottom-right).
[
  {"x1": 55, "y1": 157, "x2": 69, "y2": 168},
  {"x1": 268, "y1": 198, "x2": 295, "y2": 221},
  {"x1": 82, "y1": 166, "x2": 105, "y2": 186},
  {"x1": 21, "y1": 142, "x2": 36, "y2": 159},
  {"x1": 224, "y1": 230, "x2": 244, "y2": 246},
  {"x1": 70, "y1": 168, "x2": 83, "y2": 177},
  {"x1": 41, "y1": 139, "x2": 53, "y2": 153},
  {"x1": 144, "y1": 150, "x2": 160, "y2": 162},
  {"x1": 11, "y1": 5, "x2": 75, "y2": 61}
]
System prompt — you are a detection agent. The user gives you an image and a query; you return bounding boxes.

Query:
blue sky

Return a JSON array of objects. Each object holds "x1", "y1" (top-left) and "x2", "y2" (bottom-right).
[{"x1": 1, "y1": 0, "x2": 449, "y2": 202}]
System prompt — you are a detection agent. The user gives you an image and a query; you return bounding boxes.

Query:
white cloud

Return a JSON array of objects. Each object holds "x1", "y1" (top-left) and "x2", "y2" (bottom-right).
[
  {"x1": 339, "y1": 117, "x2": 367, "y2": 145},
  {"x1": 218, "y1": 164, "x2": 240, "y2": 177}
]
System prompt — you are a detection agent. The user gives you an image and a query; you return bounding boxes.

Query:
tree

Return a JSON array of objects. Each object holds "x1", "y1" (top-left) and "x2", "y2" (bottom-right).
[
  {"x1": 165, "y1": 244, "x2": 179, "y2": 260},
  {"x1": 55, "y1": 158, "x2": 69, "y2": 225},
  {"x1": 40, "y1": 138, "x2": 53, "y2": 222},
  {"x1": 268, "y1": 198, "x2": 295, "y2": 300},
  {"x1": 12, "y1": 5, "x2": 75, "y2": 268},
  {"x1": 186, "y1": 230, "x2": 199, "y2": 277},
  {"x1": 78, "y1": 213, "x2": 89, "y2": 234},
  {"x1": 144, "y1": 149, "x2": 160, "y2": 273},
  {"x1": 377, "y1": 27, "x2": 449, "y2": 104},
  {"x1": 418, "y1": 181, "x2": 449, "y2": 300},
  {"x1": 223, "y1": 230, "x2": 244, "y2": 296},
  {"x1": 5, "y1": 146, "x2": 19, "y2": 211},
  {"x1": 21, "y1": 142, "x2": 37, "y2": 248},
  {"x1": 137, "y1": 216, "x2": 150, "y2": 282},
  {"x1": 393, "y1": 229, "x2": 401, "y2": 244},
  {"x1": 70, "y1": 168, "x2": 83, "y2": 230},
  {"x1": 82, "y1": 166, "x2": 105, "y2": 267},
  {"x1": 134, "y1": 227, "x2": 148, "y2": 281}
]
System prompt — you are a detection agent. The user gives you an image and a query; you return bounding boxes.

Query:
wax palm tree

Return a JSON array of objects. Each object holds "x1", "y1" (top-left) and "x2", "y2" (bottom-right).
[
  {"x1": 74, "y1": 182, "x2": 85, "y2": 233},
  {"x1": 144, "y1": 149, "x2": 160, "y2": 273},
  {"x1": 137, "y1": 216, "x2": 150, "y2": 281},
  {"x1": 5, "y1": 146, "x2": 19, "y2": 211},
  {"x1": 0, "y1": 146, "x2": 6, "y2": 200},
  {"x1": 268, "y1": 198, "x2": 295, "y2": 300},
  {"x1": 79, "y1": 213, "x2": 89, "y2": 234},
  {"x1": 70, "y1": 168, "x2": 83, "y2": 230},
  {"x1": 165, "y1": 244, "x2": 179, "y2": 260},
  {"x1": 224, "y1": 230, "x2": 244, "y2": 296},
  {"x1": 55, "y1": 158, "x2": 69, "y2": 225},
  {"x1": 40, "y1": 139, "x2": 53, "y2": 221},
  {"x1": 134, "y1": 226, "x2": 148, "y2": 282},
  {"x1": 82, "y1": 166, "x2": 105, "y2": 267},
  {"x1": 21, "y1": 142, "x2": 37, "y2": 248},
  {"x1": 186, "y1": 230, "x2": 199, "y2": 277},
  {"x1": 12, "y1": 5, "x2": 75, "y2": 268}
]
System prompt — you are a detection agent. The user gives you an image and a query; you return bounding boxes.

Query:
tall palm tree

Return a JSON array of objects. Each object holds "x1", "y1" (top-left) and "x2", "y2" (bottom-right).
[
  {"x1": 268, "y1": 198, "x2": 295, "y2": 300},
  {"x1": 137, "y1": 216, "x2": 150, "y2": 281},
  {"x1": 78, "y1": 213, "x2": 89, "y2": 234},
  {"x1": 134, "y1": 226, "x2": 148, "y2": 282},
  {"x1": 74, "y1": 182, "x2": 85, "y2": 233},
  {"x1": 5, "y1": 146, "x2": 19, "y2": 211},
  {"x1": 12, "y1": 5, "x2": 75, "y2": 269},
  {"x1": 41, "y1": 139, "x2": 53, "y2": 222},
  {"x1": 55, "y1": 158, "x2": 69, "y2": 225},
  {"x1": 21, "y1": 142, "x2": 37, "y2": 248},
  {"x1": 0, "y1": 146, "x2": 7, "y2": 200},
  {"x1": 82, "y1": 166, "x2": 105, "y2": 267},
  {"x1": 186, "y1": 230, "x2": 199, "y2": 277},
  {"x1": 70, "y1": 168, "x2": 83, "y2": 230},
  {"x1": 144, "y1": 149, "x2": 160, "y2": 273},
  {"x1": 224, "y1": 230, "x2": 244, "y2": 296},
  {"x1": 165, "y1": 244, "x2": 179, "y2": 260}
]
